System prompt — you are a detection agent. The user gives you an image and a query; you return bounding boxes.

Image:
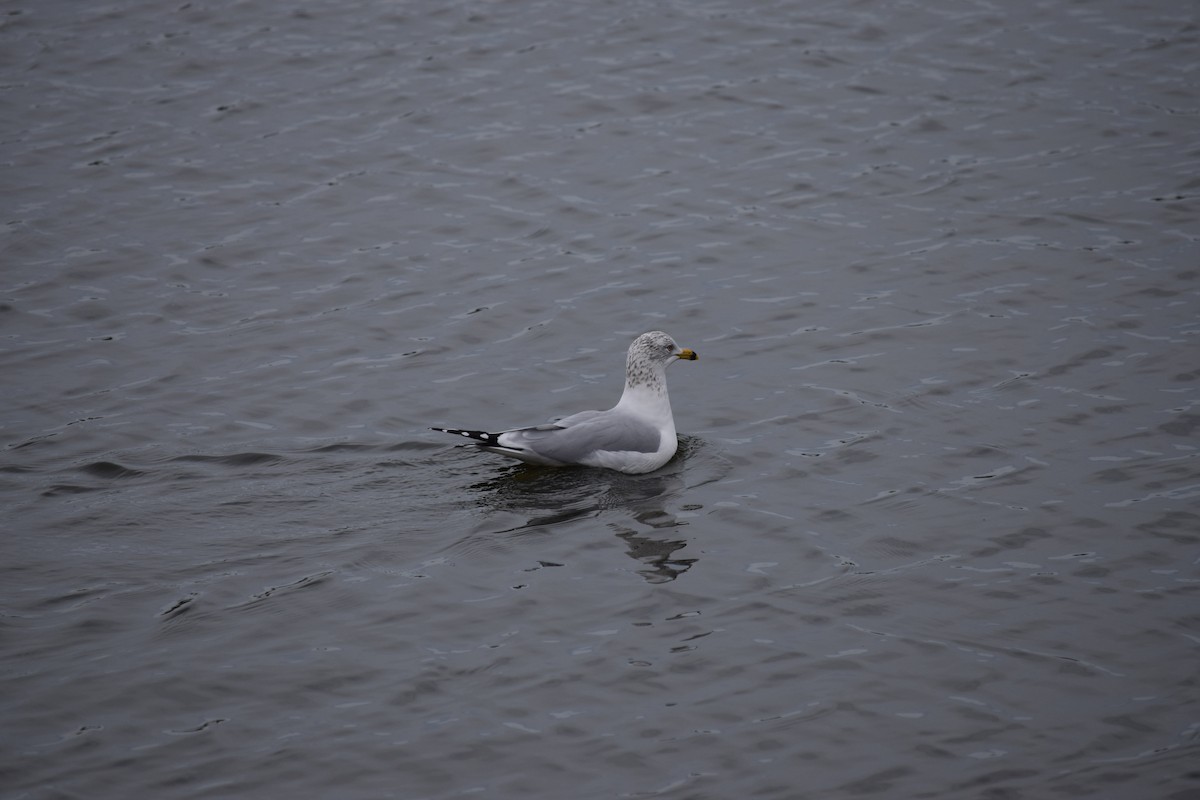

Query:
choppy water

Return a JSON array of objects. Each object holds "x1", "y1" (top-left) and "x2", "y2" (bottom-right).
[{"x1": 3, "y1": 1, "x2": 1198, "y2": 798}]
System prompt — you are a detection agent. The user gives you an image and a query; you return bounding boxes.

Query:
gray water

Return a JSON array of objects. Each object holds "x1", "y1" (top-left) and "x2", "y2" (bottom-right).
[{"x1": 3, "y1": 1, "x2": 1198, "y2": 798}]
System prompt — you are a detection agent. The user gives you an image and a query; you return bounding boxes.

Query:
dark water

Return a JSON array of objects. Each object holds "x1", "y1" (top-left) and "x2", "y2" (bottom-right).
[{"x1": 3, "y1": 1, "x2": 1198, "y2": 798}]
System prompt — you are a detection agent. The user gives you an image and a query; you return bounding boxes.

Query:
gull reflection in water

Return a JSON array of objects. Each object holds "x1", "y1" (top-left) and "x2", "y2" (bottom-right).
[{"x1": 455, "y1": 437, "x2": 709, "y2": 583}]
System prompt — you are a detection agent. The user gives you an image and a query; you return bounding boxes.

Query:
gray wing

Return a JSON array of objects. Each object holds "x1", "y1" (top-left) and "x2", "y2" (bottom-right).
[{"x1": 499, "y1": 409, "x2": 661, "y2": 464}]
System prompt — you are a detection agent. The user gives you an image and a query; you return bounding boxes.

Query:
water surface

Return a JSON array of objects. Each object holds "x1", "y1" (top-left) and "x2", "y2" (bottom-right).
[{"x1": 3, "y1": 1, "x2": 1198, "y2": 798}]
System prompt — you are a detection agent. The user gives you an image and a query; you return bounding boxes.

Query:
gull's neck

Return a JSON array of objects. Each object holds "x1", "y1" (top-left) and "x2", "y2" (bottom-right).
[{"x1": 615, "y1": 358, "x2": 673, "y2": 420}]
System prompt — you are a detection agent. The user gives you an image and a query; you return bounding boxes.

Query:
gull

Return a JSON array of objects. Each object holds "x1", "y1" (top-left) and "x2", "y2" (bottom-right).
[{"x1": 432, "y1": 331, "x2": 698, "y2": 474}]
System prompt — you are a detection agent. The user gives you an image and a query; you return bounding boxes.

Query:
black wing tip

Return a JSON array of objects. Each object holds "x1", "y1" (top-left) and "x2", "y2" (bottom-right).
[{"x1": 432, "y1": 427, "x2": 501, "y2": 444}]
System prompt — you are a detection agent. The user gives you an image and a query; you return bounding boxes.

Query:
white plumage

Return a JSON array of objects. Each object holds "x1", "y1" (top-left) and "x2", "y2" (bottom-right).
[{"x1": 432, "y1": 331, "x2": 698, "y2": 474}]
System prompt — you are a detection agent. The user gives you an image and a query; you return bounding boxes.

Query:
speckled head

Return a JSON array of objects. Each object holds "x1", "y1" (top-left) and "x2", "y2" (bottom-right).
[{"x1": 625, "y1": 331, "x2": 698, "y2": 390}]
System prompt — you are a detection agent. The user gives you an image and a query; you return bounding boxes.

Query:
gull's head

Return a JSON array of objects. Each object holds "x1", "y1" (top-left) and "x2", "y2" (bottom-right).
[{"x1": 630, "y1": 331, "x2": 699, "y2": 366}]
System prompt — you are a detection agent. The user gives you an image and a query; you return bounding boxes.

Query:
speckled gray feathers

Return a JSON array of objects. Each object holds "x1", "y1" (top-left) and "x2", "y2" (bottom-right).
[{"x1": 623, "y1": 331, "x2": 680, "y2": 392}]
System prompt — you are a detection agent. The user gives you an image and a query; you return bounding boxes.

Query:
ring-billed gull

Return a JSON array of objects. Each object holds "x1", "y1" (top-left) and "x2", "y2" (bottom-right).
[{"x1": 432, "y1": 331, "x2": 698, "y2": 474}]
